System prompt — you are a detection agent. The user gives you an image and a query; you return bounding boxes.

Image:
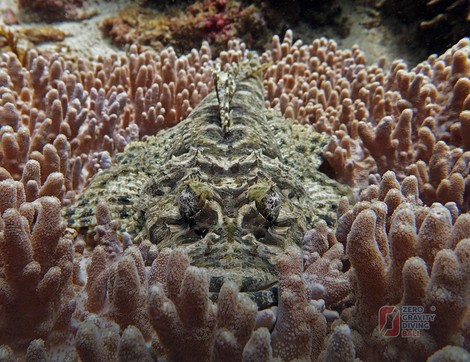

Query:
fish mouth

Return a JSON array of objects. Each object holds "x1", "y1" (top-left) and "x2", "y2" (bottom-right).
[
  {"x1": 187, "y1": 240, "x2": 280, "y2": 286},
  {"x1": 209, "y1": 286, "x2": 279, "y2": 309},
  {"x1": 157, "y1": 227, "x2": 295, "y2": 308},
  {"x1": 205, "y1": 267, "x2": 278, "y2": 293},
  {"x1": 208, "y1": 274, "x2": 279, "y2": 309},
  {"x1": 193, "y1": 255, "x2": 280, "y2": 309}
]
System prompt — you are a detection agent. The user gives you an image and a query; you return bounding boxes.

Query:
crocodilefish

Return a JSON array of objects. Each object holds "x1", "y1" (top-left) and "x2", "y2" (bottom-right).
[{"x1": 64, "y1": 55, "x2": 351, "y2": 308}]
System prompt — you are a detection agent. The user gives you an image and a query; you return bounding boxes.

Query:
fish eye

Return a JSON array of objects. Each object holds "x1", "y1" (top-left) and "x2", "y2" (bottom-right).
[
  {"x1": 179, "y1": 186, "x2": 202, "y2": 219},
  {"x1": 256, "y1": 190, "x2": 281, "y2": 223}
]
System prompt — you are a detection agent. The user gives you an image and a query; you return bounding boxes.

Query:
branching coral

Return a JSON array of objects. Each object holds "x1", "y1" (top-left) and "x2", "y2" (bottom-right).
[
  {"x1": 336, "y1": 171, "x2": 470, "y2": 361},
  {"x1": 302, "y1": 220, "x2": 351, "y2": 306},
  {"x1": 264, "y1": 31, "x2": 470, "y2": 211},
  {"x1": 0, "y1": 191, "x2": 75, "y2": 349},
  {"x1": 271, "y1": 247, "x2": 327, "y2": 361},
  {"x1": 83, "y1": 241, "x2": 331, "y2": 361},
  {"x1": 0, "y1": 42, "x2": 213, "y2": 207}
]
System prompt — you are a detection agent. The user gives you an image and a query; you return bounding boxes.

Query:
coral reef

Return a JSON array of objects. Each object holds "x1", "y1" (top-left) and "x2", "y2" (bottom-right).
[
  {"x1": 20, "y1": 26, "x2": 69, "y2": 45},
  {"x1": 336, "y1": 171, "x2": 470, "y2": 360},
  {"x1": 0, "y1": 29, "x2": 469, "y2": 360},
  {"x1": 0, "y1": 26, "x2": 27, "y2": 65},
  {"x1": 264, "y1": 32, "x2": 470, "y2": 211},
  {"x1": 0, "y1": 41, "x2": 213, "y2": 203},
  {"x1": 0, "y1": 194, "x2": 75, "y2": 348},
  {"x1": 100, "y1": 0, "x2": 269, "y2": 55},
  {"x1": 17, "y1": 0, "x2": 94, "y2": 23}
]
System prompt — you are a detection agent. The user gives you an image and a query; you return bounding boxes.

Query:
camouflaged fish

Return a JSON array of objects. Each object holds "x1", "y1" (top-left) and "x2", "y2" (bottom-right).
[{"x1": 64, "y1": 55, "x2": 351, "y2": 308}]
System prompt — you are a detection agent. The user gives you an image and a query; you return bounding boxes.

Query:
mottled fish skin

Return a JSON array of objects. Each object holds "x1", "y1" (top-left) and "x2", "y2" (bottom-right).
[{"x1": 64, "y1": 56, "x2": 351, "y2": 308}]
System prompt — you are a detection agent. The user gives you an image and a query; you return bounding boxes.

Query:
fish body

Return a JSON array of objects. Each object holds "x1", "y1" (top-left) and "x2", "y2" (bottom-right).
[{"x1": 65, "y1": 57, "x2": 350, "y2": 307}]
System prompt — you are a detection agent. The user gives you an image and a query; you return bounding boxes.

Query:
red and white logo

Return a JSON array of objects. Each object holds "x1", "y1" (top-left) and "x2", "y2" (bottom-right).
[{"x1": 379, "y1": 306, "x2": 400, "y2": 337}]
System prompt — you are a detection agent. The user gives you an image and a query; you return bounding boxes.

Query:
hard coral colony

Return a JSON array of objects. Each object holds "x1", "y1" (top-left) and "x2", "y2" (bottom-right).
[{"x1": 0, "y1": 16, "x2": 468, "y2": 362}]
